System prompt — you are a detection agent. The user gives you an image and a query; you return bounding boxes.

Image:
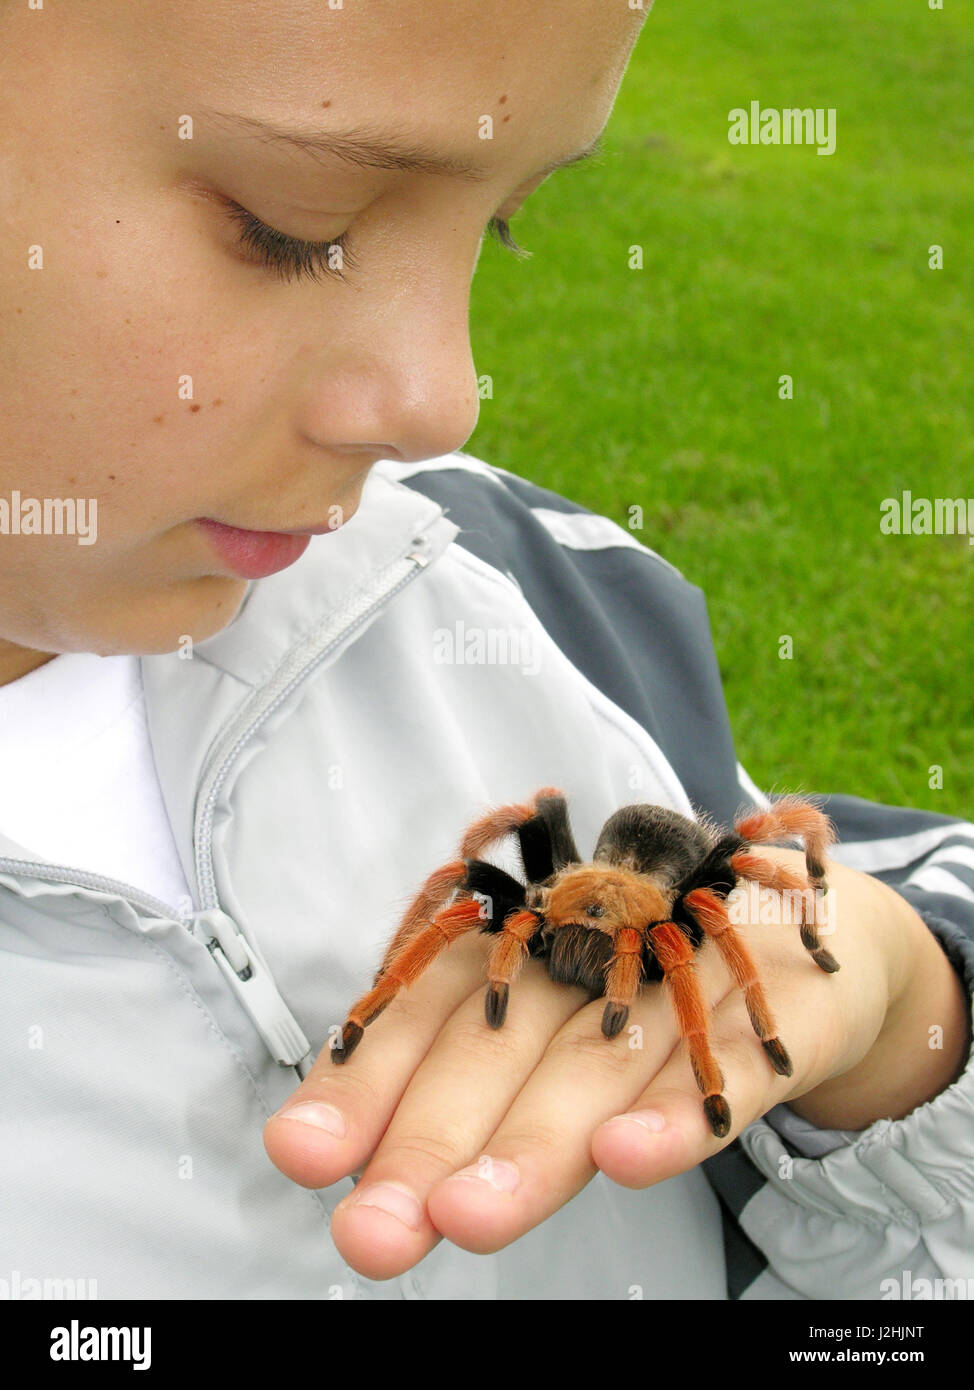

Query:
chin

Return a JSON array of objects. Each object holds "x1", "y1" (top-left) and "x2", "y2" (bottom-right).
[{"x1": 66, "y1": 574, "x2": 251, "y2": 659}]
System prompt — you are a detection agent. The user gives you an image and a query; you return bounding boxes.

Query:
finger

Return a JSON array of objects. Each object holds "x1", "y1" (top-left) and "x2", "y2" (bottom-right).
[
  {"x1": 593, "y1": 870, "x2": 890, "y2": 1188},
  {"x1": 425, "y1": 893, "x2": 848, "y2": 1255},
  {"x1": 328, "y1": 957, "x2": 591, "y2": 1280},
  {"x1": 424, "y1": 941, "x2": 737, "y2": 1256},
  {"x1": 591, "y1": 972, "x2": 835, "y2": 1189},
  {"x1": 263, "y1": 929, "x2": 494, "y2": 1189}
]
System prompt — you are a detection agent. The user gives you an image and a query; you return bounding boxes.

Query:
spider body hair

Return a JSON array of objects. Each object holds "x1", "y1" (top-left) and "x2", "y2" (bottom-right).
[{"x1": 332, "y1": 788, "x2": 839, "y2": 1140}]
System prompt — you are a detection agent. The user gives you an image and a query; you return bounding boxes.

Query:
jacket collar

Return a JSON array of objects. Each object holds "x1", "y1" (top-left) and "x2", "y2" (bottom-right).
[
  {"x1": 0, "y1": 460, "x2": 457, "y2": 887},
  {"x1": 136, "y1": 461, "x2": 456, "y2": 899}
]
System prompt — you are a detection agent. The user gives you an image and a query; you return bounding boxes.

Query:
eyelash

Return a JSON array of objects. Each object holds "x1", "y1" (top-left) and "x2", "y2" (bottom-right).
[
  {"x1": 222, "y1": 201, "x2": 529, "y2": 285},
  {"x1": 487, "y1": 217, "x2": 530, "y2": 260}
]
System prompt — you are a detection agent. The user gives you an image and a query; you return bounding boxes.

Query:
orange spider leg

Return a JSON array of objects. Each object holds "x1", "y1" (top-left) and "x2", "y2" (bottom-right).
[
  {"x1": 331, "y1": 898, "x2": 484, "y2": 1062},
  {"x1": 374, "y1": 787, "x2": 562, "y2": 982},
  {"x1": 731, "y1": 851, "x2": 840, "y2": 973},
  {"x1": 484, "y1": 908, "x2": 543, "y2": 1027},
  {"x1": 601, "y1": 926, "x2": 644, "y2": 1038},
  {"x1": 372, "y1": 858, "x2": 469, "y2": 984},
  {"x1": 648, "y1": 920, "x2": 731, "y2": 1138},
  {"x1": 459, "y1": 786, "x2": 563, "y2": 858},
  {"x1": 735, "y1": 797, "x2": 836, "y2": 890},
  {"x1": 683, "y1": 887, "x2": 793, "y2": 1077}
]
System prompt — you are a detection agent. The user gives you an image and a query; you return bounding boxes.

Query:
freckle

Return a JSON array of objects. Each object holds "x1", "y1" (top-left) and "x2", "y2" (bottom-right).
[
  {"x1": 108, "y1": 474, "x2": 116, "y2": 481},
  {"x1": 503, "y1": 114, "x2": 510, "y2": 122},
  {"x1": 499, "y1": 94, "x2": 507, "y2": 104},
  {"x1": 153, "y1": 414, "x2": 164, "y2": 424},
  {"x1": 16, "y1": 306, "x2": 22, "y2": 314},
  {"x1": 67, "y1": 476, "x2": 77, "y2": 485},
  {"x1": 212, "y1": 398, "x2": 223, "y2": 407},
  {"x1": 96, "y1": 269, "x2": 108, "y2": 279},
  {"x1": 68, "y1": 412, "x2": 75, "y2": 420},
  {"x1": 125, "y1": 318, "x2": 131, "y2": 325},
  {"x1": 70, "y1": 388, "x2": 78, "y2": 396},
  {"x1": 321, "y1": 99, "x2": 331, "y2": 108},
  {"x1": 189, "y1": 403, "x2": 201, "y2": 412}
]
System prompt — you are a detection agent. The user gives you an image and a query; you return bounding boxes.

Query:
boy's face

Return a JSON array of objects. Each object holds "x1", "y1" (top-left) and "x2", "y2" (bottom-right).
[{"x1": 0, "y1": 0, "x2": 645, "y2": 685}]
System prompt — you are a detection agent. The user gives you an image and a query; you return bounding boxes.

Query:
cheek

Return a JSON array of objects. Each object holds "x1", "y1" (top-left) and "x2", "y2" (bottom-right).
[{"x1": 0, "y1": 177, "x2": 277, "y2": 530}]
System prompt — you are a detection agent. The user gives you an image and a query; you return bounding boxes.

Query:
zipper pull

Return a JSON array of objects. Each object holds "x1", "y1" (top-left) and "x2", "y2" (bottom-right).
[
  {"x1": 406, "y1": 534, "x2": 431, "y2": 567},
  {"x1": 197, "y1": 908, "x2": 312, "y2": 1067}
]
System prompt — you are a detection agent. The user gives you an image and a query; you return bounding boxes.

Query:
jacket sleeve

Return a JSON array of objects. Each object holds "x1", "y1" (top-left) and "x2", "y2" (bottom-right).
[
  {"x1": 704, "y1": 788, "x2": 974, "y2": 1299},
  {"x1": 391, "y1": 454, "x2": 974, "y2": 1299}
]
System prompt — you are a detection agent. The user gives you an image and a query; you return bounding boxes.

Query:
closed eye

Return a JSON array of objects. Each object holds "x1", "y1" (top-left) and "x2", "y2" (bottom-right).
[
  {"x1": 222, "y1": 200, "x2": 529, "y2": 286},
  {"x1": 221, "y1": 201, "x2": 355, "y2": 285}
]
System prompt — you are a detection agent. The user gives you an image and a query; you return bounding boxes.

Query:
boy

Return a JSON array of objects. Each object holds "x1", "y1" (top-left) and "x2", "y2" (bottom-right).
[{"x1": 1, "y1": 0, "x2": 971, "y2": 1299}]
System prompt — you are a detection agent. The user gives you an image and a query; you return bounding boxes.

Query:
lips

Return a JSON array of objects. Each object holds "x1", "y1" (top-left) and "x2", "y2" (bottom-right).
[{"x1": 195, "y1": 518, "x2": 313, "y2": 580}]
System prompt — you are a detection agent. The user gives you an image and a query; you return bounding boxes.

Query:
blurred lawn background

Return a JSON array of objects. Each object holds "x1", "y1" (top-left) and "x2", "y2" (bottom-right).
[{"x1": 466, "y1": 0, "x2": 972, "y2": 817}]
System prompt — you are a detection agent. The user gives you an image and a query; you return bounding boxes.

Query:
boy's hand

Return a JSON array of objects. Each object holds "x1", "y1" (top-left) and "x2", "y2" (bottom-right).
[{"x1": 263, "y1": 849, "x2": 970, "y2": 1281}]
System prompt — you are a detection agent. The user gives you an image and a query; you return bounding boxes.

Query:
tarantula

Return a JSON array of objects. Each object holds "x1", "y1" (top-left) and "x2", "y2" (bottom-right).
[{"x1": 331, "y1": 788, "x2": 839, "y2": 1138}]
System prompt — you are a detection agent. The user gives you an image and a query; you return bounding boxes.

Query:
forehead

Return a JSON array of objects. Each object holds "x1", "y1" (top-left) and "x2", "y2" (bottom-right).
[{"x1": 129, "y1": 0, "x2": 643, "y2": 169}]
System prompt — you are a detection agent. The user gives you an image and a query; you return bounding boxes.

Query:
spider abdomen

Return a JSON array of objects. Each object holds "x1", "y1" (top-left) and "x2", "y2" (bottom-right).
[{"x1": 593, "y1": 804, "x2": 715, "y2": 888}]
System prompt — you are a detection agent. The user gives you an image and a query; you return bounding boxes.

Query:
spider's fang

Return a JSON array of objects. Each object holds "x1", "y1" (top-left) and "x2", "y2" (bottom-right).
[
  {"x1": 330, "y1": 1021, "x2": 363, "y2": 1064},
  {"x1": 485, "y1": 982, "x2": 509, "y2": 1029},
  {"x1": 762, "y1": 1037, "x2": 793, "y2": 1077},
  {"x1": 704, "y1": 1095, "x2": 732, "y2": 1139},
  {"x1": 601, "y1": 1001, "x2": 630, "y2": 1039}
]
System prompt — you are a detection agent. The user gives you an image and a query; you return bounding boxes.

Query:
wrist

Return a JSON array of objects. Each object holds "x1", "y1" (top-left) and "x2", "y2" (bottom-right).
[{"x1": 789, "y1": 886, "x2": 971, "y2": 1130}]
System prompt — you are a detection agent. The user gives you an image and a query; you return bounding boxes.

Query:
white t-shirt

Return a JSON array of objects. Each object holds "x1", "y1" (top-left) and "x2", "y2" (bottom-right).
[{"x1": 0, "y1": 652, "x2": 195, "y2": 912}]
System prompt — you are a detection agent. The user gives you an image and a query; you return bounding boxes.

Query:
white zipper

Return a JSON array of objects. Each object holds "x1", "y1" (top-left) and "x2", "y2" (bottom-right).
[{"x1": 0, "y1": 531, "x2": 437, "y2": 1070}]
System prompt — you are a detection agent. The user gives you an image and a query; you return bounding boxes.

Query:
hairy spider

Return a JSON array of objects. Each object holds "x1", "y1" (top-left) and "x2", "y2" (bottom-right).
[{"x1": 331, "y1": 788, "x2": 839, "y2": 1138}]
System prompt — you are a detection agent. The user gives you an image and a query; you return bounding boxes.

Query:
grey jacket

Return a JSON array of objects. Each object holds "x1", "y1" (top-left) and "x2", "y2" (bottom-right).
[{"x1": 1, "y1": 451, "x2": 972, "y2": 1300}]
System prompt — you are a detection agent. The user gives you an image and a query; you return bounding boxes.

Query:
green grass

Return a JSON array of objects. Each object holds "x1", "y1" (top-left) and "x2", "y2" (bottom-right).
[{"x1": 467, "y1": 0, "x2": 973, "y2": 818}]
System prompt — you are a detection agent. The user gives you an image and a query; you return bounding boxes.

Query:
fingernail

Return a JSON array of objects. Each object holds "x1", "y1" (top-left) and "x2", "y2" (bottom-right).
[
  {"x1": 273, "y1": 1102, "x2": 347, "y2": 1138},
  {"x1": 348, "y1": 1181, "x2": 424, "y2": 1229},
  {"x1": 448, "y1": 1156, "x2": 520, "y2": 1193},
  {"x1": 605, "y1": 1109, "x2": 666, "y2": 1134}
]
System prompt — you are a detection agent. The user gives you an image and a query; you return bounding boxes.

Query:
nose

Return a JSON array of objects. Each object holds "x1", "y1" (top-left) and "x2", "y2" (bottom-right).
[{"x1": 293, "y1": 236, "x2": 482, "y2": 466}]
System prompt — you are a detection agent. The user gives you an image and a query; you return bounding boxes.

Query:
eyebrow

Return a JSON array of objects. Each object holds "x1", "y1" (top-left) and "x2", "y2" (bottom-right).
[{"x1": 200, "y1": 106, "x2": 604, "y2": 184}]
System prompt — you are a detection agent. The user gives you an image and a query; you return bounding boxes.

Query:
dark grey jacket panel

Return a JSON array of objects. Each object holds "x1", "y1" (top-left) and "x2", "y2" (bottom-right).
[{"x1": 401, "y1": 464, "x2": 744, "y2": 826}]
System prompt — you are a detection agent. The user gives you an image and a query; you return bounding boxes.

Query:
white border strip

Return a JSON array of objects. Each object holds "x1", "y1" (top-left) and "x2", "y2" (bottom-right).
[{"x1": 830, "y1": 822, "x2": 974, "y2": 874}]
